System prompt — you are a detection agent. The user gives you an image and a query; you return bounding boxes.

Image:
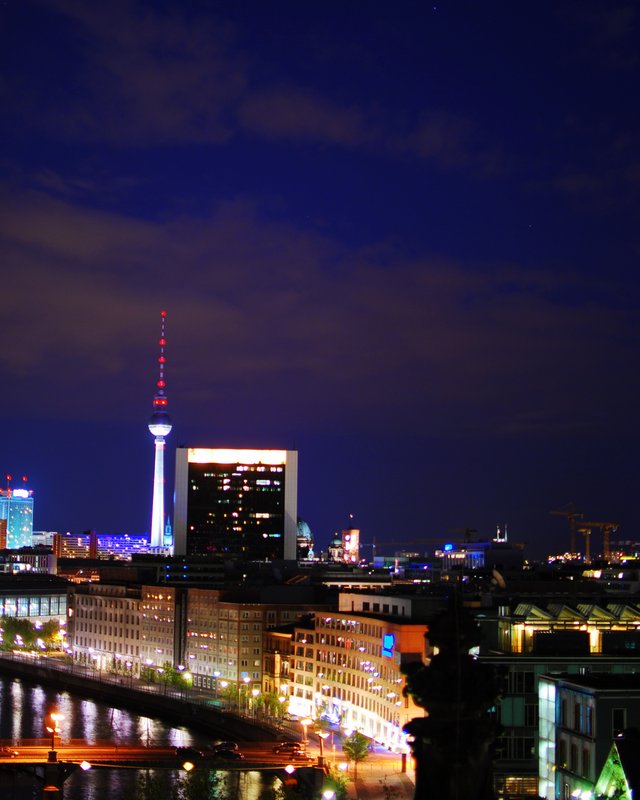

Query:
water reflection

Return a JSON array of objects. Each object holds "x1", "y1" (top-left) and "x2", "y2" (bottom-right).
[{"x1": 0, "y1": 675, "x2": 280, "y2": 799}]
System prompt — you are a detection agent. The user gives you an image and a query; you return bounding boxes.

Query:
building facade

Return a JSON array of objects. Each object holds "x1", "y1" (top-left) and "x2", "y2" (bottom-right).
[
  {"x1": 69, "y1": 583, "x2": 143, "y2": 674},
  {"x1": 173, "y1": 448, "x2": 298, "y2": 560},
  {"x1": 479, "y1": 599, "x2": 640, "y2": 799},
  {"x1": 538, "y1": 673, "x2": 640, "y2": 800},
  {"x1": 288, "y1": 607, "x2": 428, "y2": 753},
  {"x1": 184, "y1": 588, "x2": 318, "y2": 699}
]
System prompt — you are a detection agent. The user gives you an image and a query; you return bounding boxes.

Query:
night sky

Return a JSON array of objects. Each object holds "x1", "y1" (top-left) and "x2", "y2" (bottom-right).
[{"x1": 2, "y1": 1, "x2": 639, "y2": 559}]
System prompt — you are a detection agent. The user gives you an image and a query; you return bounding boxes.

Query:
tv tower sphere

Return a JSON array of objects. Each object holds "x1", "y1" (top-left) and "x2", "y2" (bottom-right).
[
  {"x1": 149, "y1": 310, "x2": 172, "y2": 550},
  {"x1": 149, "y1": 411, "x2": 172, "y2": 437}
]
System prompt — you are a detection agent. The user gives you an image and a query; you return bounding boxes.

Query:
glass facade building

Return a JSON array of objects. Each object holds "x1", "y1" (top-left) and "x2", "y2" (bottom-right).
[
  {"x1": 0, "y1": 489, "x2": 34, "y2": 549},
  {"x1": 173, "y1": 448, "x2": 298, "y2": 560}
]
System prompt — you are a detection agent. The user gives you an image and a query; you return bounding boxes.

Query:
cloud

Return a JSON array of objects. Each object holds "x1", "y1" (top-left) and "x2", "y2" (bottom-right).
[
  {"x1": 1, "y1": 185, "x2": 635, "y2": 438},
  {"x1": 22, "y1": 0, "x2": 247, "y2": 144},
  {"x1": 238, "y1": 87, "x2": 369, "y2": 146},
  {"x1": 9, "y1": 1, "x2": 496, "y2": 173}
]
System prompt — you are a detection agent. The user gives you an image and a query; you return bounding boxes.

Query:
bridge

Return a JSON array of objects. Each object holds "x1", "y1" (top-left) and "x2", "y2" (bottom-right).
[{"x1": 0, "y1": 740, "x2": 323, "y2": 798}]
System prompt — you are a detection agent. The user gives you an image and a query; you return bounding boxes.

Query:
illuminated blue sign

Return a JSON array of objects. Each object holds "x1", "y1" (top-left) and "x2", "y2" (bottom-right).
[
  {"x1": 382, "y1": 633, "x2": 395, "y2": 658},
  {"x1": 443, "y1": 543, "x2": 454, "y2": 551}
]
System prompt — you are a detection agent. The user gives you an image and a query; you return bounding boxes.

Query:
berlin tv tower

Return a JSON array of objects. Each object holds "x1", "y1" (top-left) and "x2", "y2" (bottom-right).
[{"x1": 149, "y1": 310, "x2": 172, "y2": 550}]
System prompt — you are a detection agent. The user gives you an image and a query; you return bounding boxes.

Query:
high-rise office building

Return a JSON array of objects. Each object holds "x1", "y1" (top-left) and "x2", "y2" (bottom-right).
[
  {"x1": 0, "y1": 478, "x2": 34, "y2": 549},
  {"x1": 148, "y1": 311, "x2": 172, "y2": 551},
  {"x1": 173, "y1": 448, "x2": 298, "y2": 560}
]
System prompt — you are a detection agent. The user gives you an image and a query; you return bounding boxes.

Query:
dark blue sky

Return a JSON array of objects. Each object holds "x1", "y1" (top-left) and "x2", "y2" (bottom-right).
[{"x1": 2, "y1": 1, "x2": 639, "y2": 558}]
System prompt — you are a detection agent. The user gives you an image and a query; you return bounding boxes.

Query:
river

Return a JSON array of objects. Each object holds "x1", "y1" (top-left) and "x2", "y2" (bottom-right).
[{"x1": 0, "y1": 674, "x2": 280, "y2": 799}]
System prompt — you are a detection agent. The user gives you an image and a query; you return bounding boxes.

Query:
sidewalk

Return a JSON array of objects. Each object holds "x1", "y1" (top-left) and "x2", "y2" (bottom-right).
[
  {"x1": 340, "y1": 758, "x2": 415, "y2": 800},
  {"x1": 346, "y1": 767, "x2": 414, "y2": 799}
]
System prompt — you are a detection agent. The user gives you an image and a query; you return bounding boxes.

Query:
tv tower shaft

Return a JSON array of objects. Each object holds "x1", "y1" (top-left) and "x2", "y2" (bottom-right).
[{"x1": 148, "y1": 311, "x2": 172, "y2": 550}]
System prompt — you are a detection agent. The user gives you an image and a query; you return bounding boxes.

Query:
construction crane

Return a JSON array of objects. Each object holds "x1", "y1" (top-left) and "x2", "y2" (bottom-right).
[
  {"x1": 578, "y1": 521, "x2": 619, "y2": 561},
  {"x1": 550, "y1": 504, "x2": 583, "y2": 554}
]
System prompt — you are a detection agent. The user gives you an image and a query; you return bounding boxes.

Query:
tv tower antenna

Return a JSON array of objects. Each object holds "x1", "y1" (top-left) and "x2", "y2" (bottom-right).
[{"x1": 148, "y1": 310, "x2": 172, "y2": 550}]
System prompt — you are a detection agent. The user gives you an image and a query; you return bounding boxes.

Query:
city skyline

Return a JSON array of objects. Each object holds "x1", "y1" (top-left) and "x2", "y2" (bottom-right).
[{"x1": 2, "y1": 1, "x2": 639, "y2": 558}]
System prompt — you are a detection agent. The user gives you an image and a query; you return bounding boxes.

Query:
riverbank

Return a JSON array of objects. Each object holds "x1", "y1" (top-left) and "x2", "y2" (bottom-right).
[{"x1": 0, "y1": 653, "x2": 278, "y2": 742}]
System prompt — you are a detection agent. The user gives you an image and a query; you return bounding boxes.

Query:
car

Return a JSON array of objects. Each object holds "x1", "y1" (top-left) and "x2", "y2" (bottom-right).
[
  {"x1": 175, "y1": 746, "x2": 204, "y2": 761},
  {"x1": 214, "y1": 749, "x2": 245, "y2": 760},
  {"x1": 210, "y1": 740, "x2": 238, "y2": 752},
  {"x1": 273, "y1": 742, "x2": 303, "y2": 754},
  {"x1": 0, "y1": 747, "x2": 18, "y2": 758}
]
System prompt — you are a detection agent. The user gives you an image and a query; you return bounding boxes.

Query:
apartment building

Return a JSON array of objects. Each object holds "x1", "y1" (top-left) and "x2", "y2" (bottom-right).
[
  {"x1": 289, "y1": 607, "x2": 428, "y2": 752},
  {"x1": 69, "y1": 582, "x2": 142, "y2": 673}
]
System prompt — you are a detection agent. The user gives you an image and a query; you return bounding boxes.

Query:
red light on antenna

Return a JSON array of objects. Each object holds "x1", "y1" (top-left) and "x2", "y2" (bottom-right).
[
  {"x1": 157, "y1": 380, "x2": 166, "y2": 388},
  {"x1": 158, "y1": 356, "x2": 166, "y2": 363},
  {"x1": 159, "y1": 338, "x2": 166, "y2": 346},
  {"x1": 161, "y1": 310, "x2": 167, "y2": 317},
  {"x1": 22, "y1": 476, "x2": 27, "y2": 482},
  {"x1": 6, "y1": 475, "x2": 11, "y2": 482}
]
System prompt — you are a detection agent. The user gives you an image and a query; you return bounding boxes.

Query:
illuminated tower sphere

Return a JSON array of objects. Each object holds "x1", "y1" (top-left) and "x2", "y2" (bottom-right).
[{"x1": 149, "y1": 311, "x2": 172, "y2": 549}]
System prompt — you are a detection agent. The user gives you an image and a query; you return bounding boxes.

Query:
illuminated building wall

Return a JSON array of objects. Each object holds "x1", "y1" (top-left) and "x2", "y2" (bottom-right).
[
  {"x1": 53, "y1": 532, "x2": 147, "y2": 560},
  {"x1": 173, "y1": 448, "x2": 298, "y2": 560},
  {"x1": 184, "y1": 588, "x2": 317, "y2": 697},
  {"x1": 0, "y1": 488, "x2": 34, "y2": 549},
  {"x1": 342, "y1": 526, "x2": 360, "y2": 564},
  {"x1": 289, "y1": 609, "x2": 427, "y2": 753},
  {"x1": 69, "y1": 583, "x2": 143, "y2": 674},
  {"x1": 140, "y1": 585, "x2": 180, "y2": 673}
]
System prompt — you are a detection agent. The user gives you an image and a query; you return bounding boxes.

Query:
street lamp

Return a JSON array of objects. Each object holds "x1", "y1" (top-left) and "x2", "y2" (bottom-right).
[
  {"x1": 251, "y1": 688, "x2": 260, "y2": 718},
  {"x1": 301, "y1": 718, "x2": 312, "y2": 752},
  {"x1": 46, "y1": 711, "x2": 64, "y2": 762},
  {"x1": 317, "y1": 731, "x2": 330, "y2": 767},
  {"x1": 242, "y1": 676, "x2": 251, "y2": 714}
]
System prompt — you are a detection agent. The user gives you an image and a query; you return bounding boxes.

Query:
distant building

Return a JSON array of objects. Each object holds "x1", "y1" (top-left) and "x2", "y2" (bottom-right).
[
  {"x1": 0, "y1": 547, "x2": 56, "y2": 574},
  {"x1": 0, "y1": 573, "x2": 67, "y2": 623},
  {"x1": 53, "y1": 531, "x2": 148, "y2": 560},
  {"x1": 173, "y1": 447, "x2": 298, "y2": 560},
  {"x1": 327, "y1": 518, "x2": 361, "y2": 564},
  {"x1": 296, "y1": 518, "x2": 314, "y2": 560},
  {"x1": 435, "y1": 538, "x2": 524, "y2": 573},
  {"x1": 0, "y1": 484, "x2": 34, "y2": 549}
]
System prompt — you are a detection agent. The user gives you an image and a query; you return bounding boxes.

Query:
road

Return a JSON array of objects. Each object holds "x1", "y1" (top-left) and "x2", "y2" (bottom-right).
[{"x1": 0, "y1": 741, "x2": 317, "y2": 769}]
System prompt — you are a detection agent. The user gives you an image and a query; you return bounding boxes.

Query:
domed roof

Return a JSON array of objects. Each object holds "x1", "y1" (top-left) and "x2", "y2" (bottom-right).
[{"x1": 297, "y1": 518, "x2": 312, "y2": 541}]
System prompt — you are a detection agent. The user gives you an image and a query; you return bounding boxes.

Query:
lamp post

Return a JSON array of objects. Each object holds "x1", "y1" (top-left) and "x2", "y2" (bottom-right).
[
  {"x1": 318, "y1": 731, "x2": 330, "y2": 767},
  {"x1": 251, "y1": 687, "x2": 260, "y2": 718},
  {"x1": 46, "y1": 711, "x2": 64, "y2": 762},
  {"x1": 301, "y1": 718, "x2": 312, "y2": 753},
  {"x1": 242, "y1": 676, "x2": 251, "y2": 715}
]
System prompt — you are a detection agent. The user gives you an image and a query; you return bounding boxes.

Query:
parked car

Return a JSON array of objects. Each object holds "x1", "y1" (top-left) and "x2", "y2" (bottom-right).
[
  {"x1": 215, "y1": 749, "x2": 245, "y2": 760},
  {"x1": 0, "y1": 747, "x2": 18, "y2": 758},
  {"x1": 273, "y1": 741, "x2": 303, "y2": 754},
  {"x1": 175, "y1": 746, "x2": 204, "y2": 760},
  {"x1": 210, "y1": 740, "x2": 238, "y2": 752}
]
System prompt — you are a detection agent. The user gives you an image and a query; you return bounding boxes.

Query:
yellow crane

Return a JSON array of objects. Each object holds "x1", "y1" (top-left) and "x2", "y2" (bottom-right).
[
  {"x1": 550, "y1": 505, "x2": 583, "y2": 554},
  {"x1": 578, "y1": 521, "x2": 619, "y2": 561}
]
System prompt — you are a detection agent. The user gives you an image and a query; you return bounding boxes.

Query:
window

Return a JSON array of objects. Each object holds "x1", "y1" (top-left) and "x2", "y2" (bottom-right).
[
  {"x1": 613, "y1": 708, "x2": 626, "y2": 736},
  {"x1": 582, "y1": 747, "x2": 591, "y2": 779},
  {"x1": 570, "y1": 743, "x2": 578, "y2": 772}
]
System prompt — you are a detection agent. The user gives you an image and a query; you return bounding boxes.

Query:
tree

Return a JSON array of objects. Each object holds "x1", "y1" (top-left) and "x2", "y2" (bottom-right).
[
  {"x1": 0, "y1": 617, "x2": 65, "y2": 651},
  {"x1": 342, "y1": 730, "x2": 371, "y2": 781}
]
